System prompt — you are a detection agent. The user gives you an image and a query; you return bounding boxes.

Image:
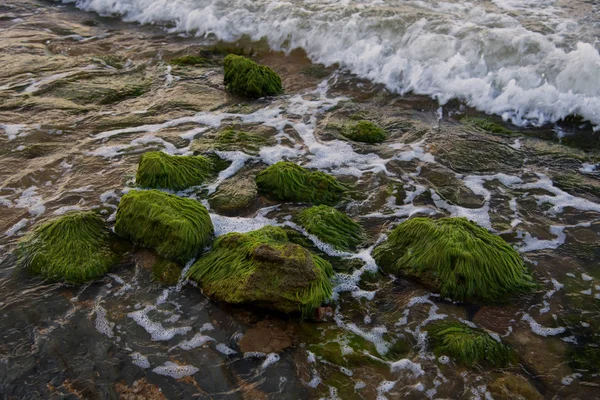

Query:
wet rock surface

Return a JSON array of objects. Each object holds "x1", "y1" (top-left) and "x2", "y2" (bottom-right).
[{"x1": 0, "y1": 0, "x2": 599, "y2": 399}]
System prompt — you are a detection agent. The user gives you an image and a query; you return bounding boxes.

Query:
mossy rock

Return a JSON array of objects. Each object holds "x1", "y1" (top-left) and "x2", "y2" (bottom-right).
[
  {"x1": 342, "y1": 120, "x2": 387, "y2": 143},
  {"x1": 170, "y1": 55, "x2": 212, "y2": 67},
  {"x1": 136, "y1": 151, "x2": 214, "y2": 191},
  {"x1": 295, "y1": 205, "x2": 365, "y2": 251},
  {"x1": 192, "y1": 127, "x2": 272, "y2": 156},
  {"x1": 488, "y1": 373, "x2": 543, "y2": 400},
  {"x1": 427, "y1": 322, "x2": 514, "y2": 367},
  {"x1": 256, "y1": 161, "x2": 347, "y2": 205},
  {"x1": 115, "y1": 190, "x2": 214, "y2": 263},
  {"x1": 152, "y1": 259, "x2": 183, "y2": 286},
  {"x1": 17, "y1": 211, "x2": 120, "y2": 283},
  {"x1": 223, "y1": 54, "x2": 283, "y2": 99},
  {"x1": 462, "y1": 116, "x2": 514, "y2": 135},
  {"x1": 372, "y1": 217, "x2": 535, "y2": 303},
  {"x1": 187, "y1": 226, "x2": 334, "y2": 315}
]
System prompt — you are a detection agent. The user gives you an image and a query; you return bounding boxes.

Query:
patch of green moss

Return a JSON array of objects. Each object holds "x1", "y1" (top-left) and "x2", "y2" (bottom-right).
[
  {"x1": 305, "y1": 327, "x2": 385, "y2": 367},
  {"x1": 187, "y1": 226, "x2": 333, "y2": 316},
  {"x1": 115, "y1": 190, "x2": 213, "y2": 263},
  {"x1": 152, "y1": 259, "x2": 183, "y2": 286},
  {"x1": 136, "y1": 151, "x2": 214, "y2": 191},
  {"x1": 462, "y1": 117, "x2": 514, "y2": 135},
  {"x1": 215, "y1": 128, "x2": 268, "y2": 154},
  {"x1": 296, "y1": 205, "x2": 365, "y2": 251},
  {"x1": 372, "y1": 217, "x2": 535, "y2": 303},
  {"x1": 97, "y1": 55, "x2": 125, "y2": 69},
  {"x1": 170, "y1": 55, "x2": 212, "y2": 66},
  {"x1": 100, "y1": 83, "x2": 148, "y2": 104},
  {"x1": 427, "y1": 322, "x2": 514, "y2": 367},
  {"x1": 223, "y1": 54, "x2": 283, "y2": 98},
  {"x1": 342, "y1": 120, "x2": 387, "y2": 143},
  {"x1": 256, "y1": 161, "x2": 347, "y2": 205},
  {"x1": 17, "y1": 211, "x2": 120, "y2": 283}
]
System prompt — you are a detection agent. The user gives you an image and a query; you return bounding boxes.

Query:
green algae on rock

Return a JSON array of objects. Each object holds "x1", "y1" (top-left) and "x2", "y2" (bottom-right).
[
  {"x1": 223, "y1": 54, "x2": 283, "y2": 98},
  {"x1": 372, "y1": 217, "x2": 535, "y2": 303},
  {"x1": 17, "y1": 211, "x2": 120, "y2": 283},
  {"x1": 192, "y1": 127, "x2": 271, "y2": 155},
  {"x1": 462, "y1": 116, "x2": 514, "y2": 135},
  {"x1": 342, "y1": 120, "x2": 387, "y2": 143},
  {"x1": 170, "y1": 55, "x2": 211, "y2": 66},
  {"x1": 152, "y1": 259, "x2": 183, "y2": 286},
  {"x1": 187, "y1": 226, "x2": 334, "y2": 315},
  {"x1": 115, "y1": 190, "x2": 213, "y2": 263},
  {"x1": 296, "y1": 205, "x2": 365, "y2": 250},
  {"x1": 136, "y1": 151, "x2": 214, "y2": 191},
  {"x1": 428, "y1": 322, "x2": 514, "y2": 367},
  {"x1": 256, "y1": 161, "x2": 347, "y2": 205}
]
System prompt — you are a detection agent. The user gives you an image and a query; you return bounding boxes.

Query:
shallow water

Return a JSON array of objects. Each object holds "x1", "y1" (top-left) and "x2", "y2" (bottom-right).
[{"x1": 1, "y1": 0, "x2": 600, "y2": 399}]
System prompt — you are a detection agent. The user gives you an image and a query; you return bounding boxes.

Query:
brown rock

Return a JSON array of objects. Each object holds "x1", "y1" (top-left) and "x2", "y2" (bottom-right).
[{"x1": 238, "y1": 326, "x2": 292, "y2": 354}]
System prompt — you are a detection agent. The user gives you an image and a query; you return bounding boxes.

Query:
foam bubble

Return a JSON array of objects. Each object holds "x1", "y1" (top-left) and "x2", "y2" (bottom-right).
[
  {"x1": 131, "y1": 352, "x2": 151, "y2": 369},
  {"x1": 521, "y1": 313, "x2": 566, "y2": 337},
  {"x1": 152, "y1": 361, "x2": 199, "y2": 379},
  {"x1": 390, "y1": 359, "x2": 425, "y2": 377}
]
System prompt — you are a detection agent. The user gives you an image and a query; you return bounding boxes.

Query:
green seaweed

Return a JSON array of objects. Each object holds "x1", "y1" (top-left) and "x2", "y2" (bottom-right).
[
  {"x1": 296, "y1": 205, "x2": 365, "y2": 250},
  {"x1": 115, "y1": 190, "x2": 213, "y2": 263},
  {"x1": 462, "y1": 117, "x2": 514, "y2": 135},
  {"x1": 256, "y1": 161, "x2": 347, "y2": 205},
  {"x1": 372, "y1": 217, "x2": 535, "y2": 303},
  {"x1": 187, "y1": 226, "x2": 334, "y2": 316},
  {"x1": 136, "y1": 151, "x2": 214, "y2": 191},
  {"x1": 427, "y1": 322, "x2": 514, "y2": 367},
  {"x1": 223, "y1": 54, "x2": 283, "y2": 98},
  {"x1": 342, "y1": 120, "x2": 387, "y2": 143},
  {"x1": 170, "y1": 55, "x2": 211, "y2": 66},
  {"x1": 17, "y1": 211, "x2": 119, "y2": 283}
]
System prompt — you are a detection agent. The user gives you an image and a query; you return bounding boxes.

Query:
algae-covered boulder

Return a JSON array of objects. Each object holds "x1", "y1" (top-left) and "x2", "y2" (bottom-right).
[
  {"x1": 187, "y1": 226, "x2": 334, "y2": 315},
  {"x1": 342, "y1": 120, "x2": 387, "y2": 143},
  {"x1": 372, "y1": 217, "x2": 534, "y2": 303},
  {"x1": 428, "y1": 322, "x2": 514, "y2": 367},
  {"x1": 223, "y1": 54, "x2": 283, "y2": 98},
  {"x1": 136, "y1": 151, "x2": 214, "y2": 191},
  {"x1": 17, "y1": 211, "x2": 120, "y2": 283},
  {"x1": 296, "y1": 205, "x2": 364, "y2": 250},
  {"x1": 115, "y1": 190, "x2": 213, "y2": 263},
  {"x1": 256, "y1": 161, "x2": 347, "y2": 205}
]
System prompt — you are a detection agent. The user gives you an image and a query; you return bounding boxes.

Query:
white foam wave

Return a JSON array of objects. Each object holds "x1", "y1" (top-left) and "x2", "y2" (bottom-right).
[{"x1": 61, "y1": 0, "x2": 600, "y2": 128}]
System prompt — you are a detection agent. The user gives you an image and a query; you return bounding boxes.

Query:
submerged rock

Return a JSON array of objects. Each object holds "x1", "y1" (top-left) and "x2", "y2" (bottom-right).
[
  {"x1": 209, "y1": 174, "x2": 258, "y2": 213},
  {"x1": 427, "y1": 322, "x2": 514, "y2": 367},
  {"x1": 151, "y1": 259, "x2": 183, "y2": 286},
  {"x1": 223, "y1": 54, "x2": 283, "y2": 98},
  {"x1": 488, "y1": 373, "x2": 543, "y2": 400},
  {"x1": 256, "y1": 161, "x2": 347, "y2": 205},
  {"x1": 295, "y1": 205, "x2": 365, "y2": 251},
  {"x1": 17, "y1": 211, "x2": 120, "y2": 283},
  {"x1": 192, "y1": 127, "x2": 275, "y2": 156},
  {"x1": 115, "y1": 190, "x2": 214, "y2": 263},
  {"x1": 136, "y1": 151, "x2": 214, "y2": 191},
  {"x1": 372, "y1": 217, "x2": 535, "y2": 303},
  {"x1": 187, "y1": 226, "x2": 334, "y2": 315},
  {"x1": 342, "y1": 120, "x2": 387, "y2": 143}
]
